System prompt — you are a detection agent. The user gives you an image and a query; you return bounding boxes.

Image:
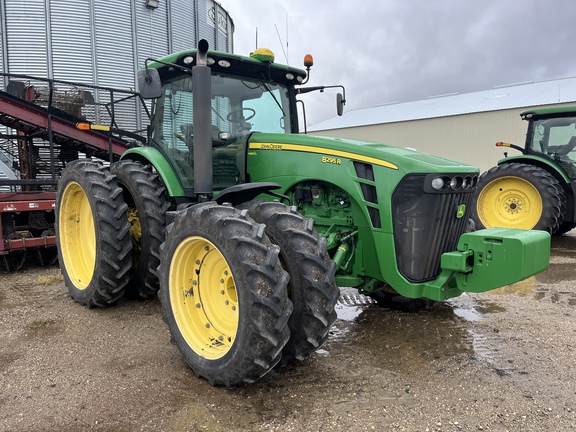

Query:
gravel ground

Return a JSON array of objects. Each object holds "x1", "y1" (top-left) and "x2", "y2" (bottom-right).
[{"x1": 1, "y1": 231, "x2": 575, "y2": 432}]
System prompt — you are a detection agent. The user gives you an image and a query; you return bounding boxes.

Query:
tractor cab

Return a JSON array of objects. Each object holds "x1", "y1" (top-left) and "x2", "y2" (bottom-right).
[
  {"x1": 149, "y1": 69, "x2": 295, "y2": 190},
  {"x1": 136, "y1": 44, "x2": 345, "y2": 199},
  {"x1": 524, "y1": 111, "x2": 576, "y2": 180},
  {"x1": 137, "y1": 46, "x2": 307, "y2": 196}
]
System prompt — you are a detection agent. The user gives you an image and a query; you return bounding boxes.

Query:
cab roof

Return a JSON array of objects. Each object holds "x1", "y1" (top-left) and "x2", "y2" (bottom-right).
[
  {"x1": 521, "y1": 105, "x2": 576, "y2": 120},
  {"x1": 147, "y1": 48, "x2": 307, "y2": 86}
]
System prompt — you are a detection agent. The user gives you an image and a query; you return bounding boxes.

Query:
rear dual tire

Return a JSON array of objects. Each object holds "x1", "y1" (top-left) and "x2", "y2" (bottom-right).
[
  {"x1": 55, "y1": 160, "x2": 132, "y2": 307},
  {"x1": 111, "y1": 160, "x2": 170, "y2": 299}
]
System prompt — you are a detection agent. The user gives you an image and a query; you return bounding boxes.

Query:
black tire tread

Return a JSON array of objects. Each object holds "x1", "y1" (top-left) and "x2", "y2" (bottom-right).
[
  {"x1": 158, "y1": 202, "x2": 292, "y2": 388},
  {"x1": 110, "y1": 160, "x2": 170, "y2": 298},
  {"x1": 56, "y1": 159, "x2": 132, "y2": 308},
  {"x1": 471, "y1": 163, "x2": 565, "y2": 234},
  {"x1": 555, "y1": 221, "x2": 576, "y2": 236},
  {"x1": 239, "y1": 199, "x2": 339, "y2": 365}
]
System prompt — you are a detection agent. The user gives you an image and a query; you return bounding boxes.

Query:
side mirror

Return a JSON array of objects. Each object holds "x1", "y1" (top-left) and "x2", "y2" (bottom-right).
[
  {"x1": 337, "y1": 92, "x2": 345, "y2": 116},
  {"x1": 137, "y1": 68, "x2": 162, "y2": 99}
]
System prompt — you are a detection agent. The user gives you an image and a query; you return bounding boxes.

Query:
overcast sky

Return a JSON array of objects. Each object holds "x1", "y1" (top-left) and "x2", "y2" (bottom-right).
[{"x1": 223, "y1": 0, "x2": 576, "y2": 127}]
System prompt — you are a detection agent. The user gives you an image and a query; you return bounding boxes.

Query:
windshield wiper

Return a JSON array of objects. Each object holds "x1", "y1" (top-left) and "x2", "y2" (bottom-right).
[{"x1": 258, "y1": 73, "x2": 286, "y2": 117}]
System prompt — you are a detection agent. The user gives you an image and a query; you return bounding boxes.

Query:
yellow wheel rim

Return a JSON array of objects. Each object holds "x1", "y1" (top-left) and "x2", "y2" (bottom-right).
[
  {"x1": 169, "y1": 236, "x2": 238, "y2": 360},
  {"x1": 477, "y1": 176, "x2": 543, "y2": 229},
  {"x1": 127, "y1": 207, "x2": 142, "y2": 268},
  {"x1": 58, "y1": 181, "x2": 96, "y2": 289}
]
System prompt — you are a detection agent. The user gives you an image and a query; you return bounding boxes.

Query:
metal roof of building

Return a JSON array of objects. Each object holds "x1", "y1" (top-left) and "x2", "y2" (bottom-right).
[{"x1": 310, "y1": 76, "x2": 576, "y2": 131}]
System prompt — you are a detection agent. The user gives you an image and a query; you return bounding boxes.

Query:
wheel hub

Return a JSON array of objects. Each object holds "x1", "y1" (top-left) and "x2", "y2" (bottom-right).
[
  {"x1": 169, "y1": 236, "x2": 238, "y2": 360},
  {"x1": 505, "y1": 198, "x2": 522, "y2": 213}
]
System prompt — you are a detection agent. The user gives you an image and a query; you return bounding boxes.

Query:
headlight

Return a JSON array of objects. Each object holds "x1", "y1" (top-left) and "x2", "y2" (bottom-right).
[
  {"x1": 431, "y1": 177, "x2": 446, "y2": 190},
  {"x1": 426, "y1": 174, "x2": 478, "y2": 193},
  {"x1": 450, "y1": 176, "x2": 463, "y2": 190}
]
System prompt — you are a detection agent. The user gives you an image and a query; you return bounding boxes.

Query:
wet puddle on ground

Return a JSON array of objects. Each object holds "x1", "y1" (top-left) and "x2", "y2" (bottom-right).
[
  {"x1": 336, "y1": 288, "x2": 375, "y2": 321},
  {"x1": 330, "y1": 288, "x2": 496, "y2": 371},
  {"x1": 329, "y1": 232, "x2": 575, "y2": 373},
  {"x1": 330, "y1": 286, "x2": 523, "y2": 372}
]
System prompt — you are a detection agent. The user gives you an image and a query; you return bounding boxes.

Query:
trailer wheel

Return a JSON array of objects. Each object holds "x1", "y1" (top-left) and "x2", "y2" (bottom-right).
[
  {"x1": 472, "y1": 163, "x2": 565, "y2": 234},
  {"x1": 36, "y1": 230, "x2": 58, "y2": 266},
  {"x1": 56, "y1": 160, "x2": 132, "y2": 307},
  {"x1": 239, "y1": 200, "x2": 338, "y2": 365},
  {"x1": 158, "y1": 202, "x2": 291, "y2": 388},
  {"x1": 2, "y1": 234, "x2": 26, "y2": 271},
  {"x1": 111, "y1": 160, "x2": 170, "y2": 299}
]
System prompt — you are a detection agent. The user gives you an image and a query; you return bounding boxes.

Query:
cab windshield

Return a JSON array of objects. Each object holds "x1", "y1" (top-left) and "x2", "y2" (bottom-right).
[
  {"x1": 149, "y1": 71, "x2": 292, "y2": 190},
  {"x1": 529, "y1": 116, "x2": 576, "y2": 179}
]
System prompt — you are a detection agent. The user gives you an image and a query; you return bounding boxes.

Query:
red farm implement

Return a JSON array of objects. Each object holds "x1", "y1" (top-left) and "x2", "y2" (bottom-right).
[{"x1": 0, "y1": 73, "x2": 146, "y2": 270}]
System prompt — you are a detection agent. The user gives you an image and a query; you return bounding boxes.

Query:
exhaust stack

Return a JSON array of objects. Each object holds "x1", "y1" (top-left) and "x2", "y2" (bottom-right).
[{"x1": 192, "y1": 39, "x2": 212, "y2": 199}]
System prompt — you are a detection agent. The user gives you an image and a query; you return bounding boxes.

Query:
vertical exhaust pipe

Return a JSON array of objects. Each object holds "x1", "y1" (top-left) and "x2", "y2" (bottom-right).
[{"x1": 192, "y1": 39, "x2": 212, "y2": 198}]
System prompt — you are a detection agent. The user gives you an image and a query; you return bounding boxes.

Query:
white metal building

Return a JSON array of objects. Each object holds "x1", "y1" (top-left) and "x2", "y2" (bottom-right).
[{"x1": 310, "y1": 77, "x2": 576, "y2": 172}]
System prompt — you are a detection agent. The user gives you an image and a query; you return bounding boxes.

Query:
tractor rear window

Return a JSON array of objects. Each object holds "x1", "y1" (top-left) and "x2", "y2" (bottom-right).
[
  {"x1": 530, "y1": 117, "x2": 576, "y2": 153},
  {"x1": 529, "y1": 116, "x2": 576, "y2": 179}
]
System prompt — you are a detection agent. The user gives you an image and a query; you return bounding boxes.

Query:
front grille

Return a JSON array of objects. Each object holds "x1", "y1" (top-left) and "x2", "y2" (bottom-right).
[{"x1": 392, "y1": 175, "x2": 474, "y2": 282}]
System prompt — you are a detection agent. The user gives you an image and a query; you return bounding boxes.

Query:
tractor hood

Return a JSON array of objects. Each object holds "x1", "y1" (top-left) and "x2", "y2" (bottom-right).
[
  {"x1": 248, "y1": 132, "x2": 479, "y2": 175},
  {"x1": 246, "y1": 130, "x2": 488, "y2": 295}
]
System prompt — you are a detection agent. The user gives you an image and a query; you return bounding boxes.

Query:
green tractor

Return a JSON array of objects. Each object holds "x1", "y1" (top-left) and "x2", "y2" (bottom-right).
[
  {"x1": 55, "y1": 40, "x2": 550, "y2": 387},
  {"x1": 472, "y1": 106, "x2": 576, "y2": 235}
]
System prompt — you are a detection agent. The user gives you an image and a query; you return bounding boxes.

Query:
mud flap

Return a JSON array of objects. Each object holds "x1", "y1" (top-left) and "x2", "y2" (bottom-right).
[{"x1": 441, "y1": 227, "x2": 550, "y2": 293}]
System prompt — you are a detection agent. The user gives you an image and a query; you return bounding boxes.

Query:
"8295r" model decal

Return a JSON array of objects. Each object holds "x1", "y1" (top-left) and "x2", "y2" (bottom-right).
[{"x1": 321, "y1": 156, "x2": 341, "y2": 165}]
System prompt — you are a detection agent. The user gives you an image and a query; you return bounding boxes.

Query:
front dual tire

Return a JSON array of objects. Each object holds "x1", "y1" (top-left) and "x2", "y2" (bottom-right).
[
  {"x1": 238, "y1": 200, "x2": 339, "y2": 365},
  {"x1": 158, "y1": 202, "x2": 292, "y2": 388}
]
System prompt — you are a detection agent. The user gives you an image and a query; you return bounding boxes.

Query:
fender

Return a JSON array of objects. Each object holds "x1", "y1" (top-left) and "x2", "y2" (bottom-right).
[
  {"x1": 121, "y1": 147, "x2": 185, "y2": 197},
  {"x1": 497, "y1": 154, "x2": 571, "y2": 183}
]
